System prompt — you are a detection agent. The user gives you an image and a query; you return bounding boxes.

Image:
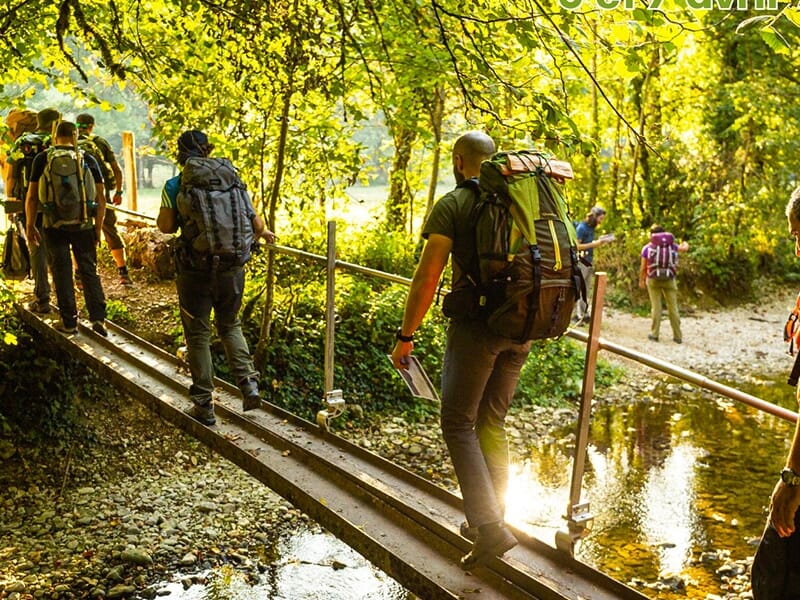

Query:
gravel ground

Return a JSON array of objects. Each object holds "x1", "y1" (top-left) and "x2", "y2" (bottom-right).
[{"x1": 598, "y1": 283, "x2": 796, "y2": 382}]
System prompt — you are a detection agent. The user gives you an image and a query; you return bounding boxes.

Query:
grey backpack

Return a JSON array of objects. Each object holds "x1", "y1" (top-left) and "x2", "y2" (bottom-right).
[
  {"x1": 39, "y1": 147, "x2": 96, "y2": 229},
  {"x1": 176, "y1": 157, "x2": 255, "y2": 267}
]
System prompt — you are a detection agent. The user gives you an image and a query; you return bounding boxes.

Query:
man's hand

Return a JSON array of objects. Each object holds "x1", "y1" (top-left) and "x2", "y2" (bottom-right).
[
  {"x1": 26, "y1": 226, "x2": 40, "y2": 246},
  {"x1": 112, "y1": 191, "x2": 123, "y2": 206},
  {"x1": 770, "y1": 479, "x2": 800, "y2": 537},
  {"x1": 261, "y1": 229, "x2": 276, "y2": 244},
  {"x1": 391, "y1": 340, "x2": 413, "y2": 370}
]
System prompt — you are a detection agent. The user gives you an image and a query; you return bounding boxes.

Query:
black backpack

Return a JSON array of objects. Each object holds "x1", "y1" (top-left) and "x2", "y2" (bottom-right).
[
  {"x1": 2, "y1": 217, "x2": 30, "y2": 280},
  {"x1": 454, "y1": 151, "x2": 584, "y2": 342},
  {"x1": 175, "y1": 157, "x2": 255, "y2": 267},
  {"x1": 10, "y1": 132, "x2": 47, "y2": 201}
]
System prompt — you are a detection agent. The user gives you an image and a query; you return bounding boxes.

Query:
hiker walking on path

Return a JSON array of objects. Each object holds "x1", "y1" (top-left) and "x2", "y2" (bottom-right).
[
  {"x1": 157, "y1": 130, "x2": 275, "y2": 426},
  {"x1": 25, "y1": 120, "x2": 108, "y2": 336},
  {"x1": 3, "y1": 108, "x2": 38, "y2": 197},
  {"x1": 8, "y1": 108, "x2": 60, "y2": 314},
  {"x1": 639, "y1": 224, "x2": 689, "y2": 343},
  {"x1": 574, "y1": 206, "x2": 615, "y2": 324},
  {"x1": 750, "y1": 188, "x2": 800, "y2": 599},
  {"x1": 391, "y1": 131, "x2": 523, "y2": 571},
  {"x1": 76, "y1": 113, "x2": 133, "y2": 285}
]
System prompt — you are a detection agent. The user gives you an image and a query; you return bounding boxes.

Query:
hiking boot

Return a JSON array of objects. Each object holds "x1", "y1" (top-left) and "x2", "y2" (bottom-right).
[
  {"x1": 92, "y1": 320, "x2": 108, "y2": 337},
  {"x1": 54, "y1": 321, "x2": 78, "y2": 335},
  {"x1": 119, "y1": 272, "x2": 133, "y2": 285},
  {"x1": 239, "y1": 377, "x2": 261, "y2": 412},
  {"x1": 459, "y1": 522, "x2": 518, "y2": 571},
  {"x1": 648, "y1": 334, "x2": 659, "y2": 342},
  {"x1": 674, "y1": 337, "x2": 682, "y2": 344},
  {"x1": 27, "y1": 300, "x2": 51, "y2": 314},
  {"x1": 460, "y1": 521, "x2": 478, "y2": 542},
  {"x1": 186, "y1": 402, "x2": 216, "y2": 426}
]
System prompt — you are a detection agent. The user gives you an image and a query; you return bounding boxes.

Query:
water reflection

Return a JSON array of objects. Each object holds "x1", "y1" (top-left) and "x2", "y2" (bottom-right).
[
  {"x1": 507, "y1": 379, "x2": 796, "y2": 599},
  {"x1": 155, "y1": 530, "x2": 408, "y2": 599}
]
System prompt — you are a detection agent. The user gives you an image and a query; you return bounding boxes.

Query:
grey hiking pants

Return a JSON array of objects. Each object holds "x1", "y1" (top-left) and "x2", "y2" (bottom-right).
[
  {"x1": 440, "y1": 318, "x2": 531, "y2": 529},
  {"x1": 175, "y1": 261, "x2": 258, "y2": 406}
]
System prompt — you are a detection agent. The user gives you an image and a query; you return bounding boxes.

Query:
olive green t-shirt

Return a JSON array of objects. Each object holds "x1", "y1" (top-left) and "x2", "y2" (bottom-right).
[{"x1": 421, "y1": 183, "x2": 477, "y2": 291}]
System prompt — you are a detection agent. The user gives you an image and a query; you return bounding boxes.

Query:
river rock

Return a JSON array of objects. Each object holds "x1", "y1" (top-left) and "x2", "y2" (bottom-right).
[
  {"x1": 107, "y1": 584, "x2": 137, "y2": 598},
  {"x1": 121, "y1": 548, "x2": 153, "y2": 566}
]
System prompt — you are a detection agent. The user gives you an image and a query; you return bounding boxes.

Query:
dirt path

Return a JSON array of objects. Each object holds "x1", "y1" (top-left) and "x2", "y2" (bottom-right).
[{"x1": 597, "y1": 285, "x2": 796, "y2": 381}]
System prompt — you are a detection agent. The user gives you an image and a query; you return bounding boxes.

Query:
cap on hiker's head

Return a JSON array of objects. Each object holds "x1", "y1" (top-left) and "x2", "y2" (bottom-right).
[
  {"x1": 590, "y1": 206, "x2": 606, "y2": 217},
  {"x1": 177, "y1": 130, "x2": 213, "y2": 165},
  {"x1": 76, "y1": 113, "x2": 95, "y2": 129},
  {"x1": 37, "y1": 108, "x2": 61, "y2": 132},
  {"x1": 650, "y1": 224, "x2": 665, "y2": 234}
]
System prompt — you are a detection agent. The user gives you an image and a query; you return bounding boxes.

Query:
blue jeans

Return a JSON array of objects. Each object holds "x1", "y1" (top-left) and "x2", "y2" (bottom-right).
[
  {"x1": 440, "y1": 318, "x2": 531, "y2": 529},
  {"x1": 175, "y1": 261, "x2": 258, "y2": 406},
  {"x1": 45, "y1": 227, "x2": 106, "y2": 327}
]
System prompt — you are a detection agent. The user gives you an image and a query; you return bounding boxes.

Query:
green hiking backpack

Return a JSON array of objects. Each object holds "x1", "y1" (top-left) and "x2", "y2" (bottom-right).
[
  {"x1": 459, "y1": 150, "x2": 584, "y2": 342},
  {"x1": 78, "y1": 135, "x2": 116, "y2": 190},
  {"x1": 39, "y1": 147, "x2": 96, "y2": 229}
]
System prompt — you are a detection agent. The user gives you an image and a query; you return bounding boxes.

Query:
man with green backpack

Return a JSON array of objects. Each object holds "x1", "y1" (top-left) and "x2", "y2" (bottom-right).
[
  {"x1": 25, "y1": 121, "x2": 108, "y2": 336},
  {"x1": 7, "y1": 108, "x2": 59, "y2": 314},
  {"x1": 391, "y1": 131, "x2": 581, "y2": 571}
]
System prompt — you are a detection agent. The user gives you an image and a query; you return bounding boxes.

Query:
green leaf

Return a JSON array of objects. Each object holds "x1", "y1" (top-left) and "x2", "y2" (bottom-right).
[{"x1": 759, "y1": 28, "x2": 790, "y2": 54}]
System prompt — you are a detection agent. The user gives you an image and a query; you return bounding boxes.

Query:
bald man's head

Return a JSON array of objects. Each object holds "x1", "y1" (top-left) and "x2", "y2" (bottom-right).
[{"x1": 452, "y1": 131, "x2": 495, "y2": 183}]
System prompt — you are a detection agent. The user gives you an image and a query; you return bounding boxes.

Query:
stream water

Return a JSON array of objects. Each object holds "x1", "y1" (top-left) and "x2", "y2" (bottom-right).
[
  {"x1": 508, "y1": 376, "x2": 793, "y2": 599},
  {"x1": 156, "y1": 376, "x2": 793, "y2": 599}
]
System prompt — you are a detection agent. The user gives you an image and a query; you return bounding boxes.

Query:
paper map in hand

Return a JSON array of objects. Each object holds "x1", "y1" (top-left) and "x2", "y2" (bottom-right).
[{"x1": 387, "y1": 355, "x2": 440, "y2": 402}]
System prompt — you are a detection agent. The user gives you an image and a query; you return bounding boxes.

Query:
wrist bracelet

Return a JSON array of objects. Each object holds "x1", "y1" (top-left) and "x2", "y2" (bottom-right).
[{"x1": 396, "y1": 328, "x2": 414, "y2": 343}]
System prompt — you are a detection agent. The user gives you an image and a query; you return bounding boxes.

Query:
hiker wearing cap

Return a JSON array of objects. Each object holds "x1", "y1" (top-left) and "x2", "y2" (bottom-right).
[
  {"x1": 7, "y1": 107, "x2": 60, "y2": 314},
  {"x1": 76, "y1": 113, "x2": 132, "y2": 285},
  {"x1": 574, "y1": 206, "x2": 615, "y2": 324},
  {"x1": 157, "y1": 130, "x2": 275, "y2": 426}
]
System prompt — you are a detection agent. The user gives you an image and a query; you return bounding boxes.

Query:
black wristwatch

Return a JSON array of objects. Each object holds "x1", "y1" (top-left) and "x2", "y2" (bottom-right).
[
  {"x1": 781, "y1": 467, "x2": 800, "y2": 486},
  {"x1": 395, "y1": 328, "x2": 414, "y2": 343}
]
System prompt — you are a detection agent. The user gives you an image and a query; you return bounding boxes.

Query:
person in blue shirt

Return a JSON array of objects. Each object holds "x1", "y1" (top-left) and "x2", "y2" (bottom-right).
[
  {"x1": 574, "y1": 206, "x2": 614, "y2": 324},
  {"x1": 157, "y1": 130, "x2": 275, "y2": 426}
]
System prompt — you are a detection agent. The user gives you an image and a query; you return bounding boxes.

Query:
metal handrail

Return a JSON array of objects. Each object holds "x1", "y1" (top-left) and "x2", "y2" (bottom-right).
[
  {"x1": 267, "y1": 240, "x2": 797, "y2": 422},
  {"x1": 567, "y1": 328, "x2": 798, "y2": 422},
  {"x1": 267, "y1": 233, "x2": 796, "y2": 554}
]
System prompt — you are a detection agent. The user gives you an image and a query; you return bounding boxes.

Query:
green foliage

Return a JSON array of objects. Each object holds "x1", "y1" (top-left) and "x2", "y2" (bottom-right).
[
  {"x1": 106, "y1": 299, "x2": 135, "y2": 326},
  {"x1": 246, "y1": 224, "x2": 617, "y2": 421},
  {"x1": 517, "y1": 338, "x2": 621, "y2": 407},
  {"x1": 0, "y1": 285, "x2": 86, "y2": 438}
]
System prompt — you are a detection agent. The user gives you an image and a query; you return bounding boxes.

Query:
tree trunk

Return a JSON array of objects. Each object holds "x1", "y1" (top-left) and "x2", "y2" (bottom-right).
[
  {"x1": 254, "y1": 74, "x2": 293, "y2": 367},
  {"x1": 386, "y1": 124, "x2": 417, "y2": 232},
  {"x1": 588, "y1": 19, "x2": 600, "y2": 206},
  {"x1": 424, "y1": 85, "x2": 445, "y2": 220}
]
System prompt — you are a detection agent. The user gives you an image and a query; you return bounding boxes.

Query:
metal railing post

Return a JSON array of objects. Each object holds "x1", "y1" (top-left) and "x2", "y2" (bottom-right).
[
  {"x1": 324, "y1": 220, "x2": 336, "y2": 393},
  {"x1": 316, "y1": 221, "x2": 344, "y2": 429},
  {"x1": 557, "y1": 271, "x2": 607, "y2": 555}
]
